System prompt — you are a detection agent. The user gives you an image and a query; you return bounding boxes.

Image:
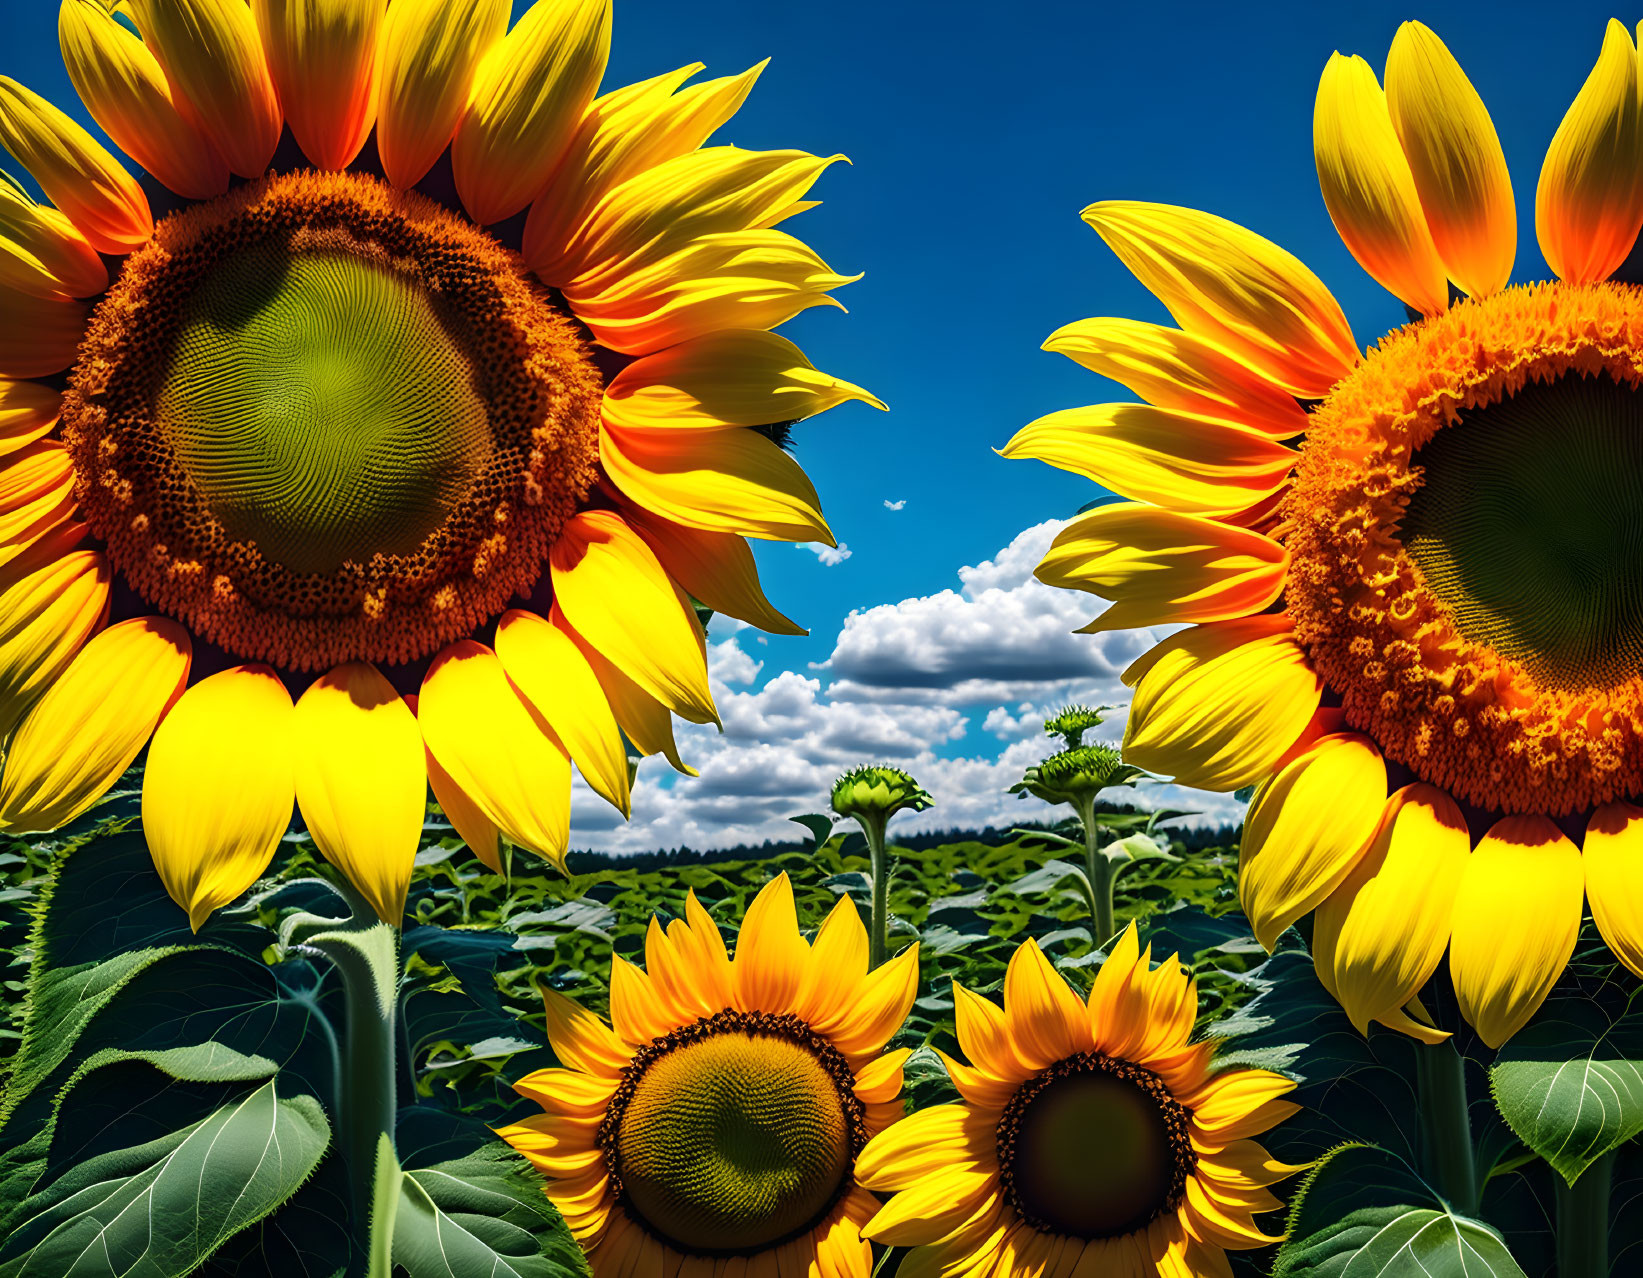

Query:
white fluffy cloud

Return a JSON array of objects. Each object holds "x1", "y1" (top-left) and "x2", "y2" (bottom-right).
[
  {"x1": 799, "y1": 542, "x2": 853, "y2": 566},
  {"x1": 570, "y1": 522, "x2": 1243, "y2": 853},
  {"x1": 883, "y1": 499, "x2": 906, "y2": 511}
]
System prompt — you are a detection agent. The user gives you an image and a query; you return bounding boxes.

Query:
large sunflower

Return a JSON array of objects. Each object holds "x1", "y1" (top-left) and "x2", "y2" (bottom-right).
[
  {"x1": 1004, "y1": 19, "x2": 1643, "y2": 1048},
  {"x1": 0, "y1": 0, "x2": 874, "y2": 927},
  {"x1": 498, "y1": 873, "x2": 919, "y2": 1278},
  {"x1": 855, "y1": 925, "x2": 1298, "y2": 1278}
]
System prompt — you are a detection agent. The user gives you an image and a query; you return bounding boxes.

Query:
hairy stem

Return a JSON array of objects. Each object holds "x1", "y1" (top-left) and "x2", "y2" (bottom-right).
[
  {"x1": 1074, "y1": 796, "x2": 1116, "y2": 943},
  {"x1": 303, "y1": 911, "x2": 401, "y2": 1278},
  {"x1": 1556, "y1": 1151, "x2": 1612, "y2": 1278},
  {"x1": 860, "y1": 811, "x2": 892, "y2": 970},
  {"x1": 1415, "y1": 1038, "x2": 1477, "y2": 1217}
]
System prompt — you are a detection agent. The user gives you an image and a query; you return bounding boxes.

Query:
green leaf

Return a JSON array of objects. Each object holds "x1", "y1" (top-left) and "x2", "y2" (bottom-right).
[
  {"x1": 1490, "y1": 976, "x2": 1643, "y2": 1185},
  {"x1": 787, "y1": 814, "x2": 836, "y2": 853},
  {"x1": 1275, "y1": 1144, "x2": 1527, "y2": 1278},
  {"x1": 393, "y1": 1142, "x2": 589, "y2": 1278},
  {"x1": 0, "y1": 1081, "x2": 329, "y2": 1278}
]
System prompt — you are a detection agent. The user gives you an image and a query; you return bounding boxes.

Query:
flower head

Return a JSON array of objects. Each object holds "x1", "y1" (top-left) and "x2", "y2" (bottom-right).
[
  {"x1": 1007, "y1": 18, "x2": 1643, "y2": 1047},
  {"x1": 856, "y1": 924, "x2": 1299, "y2": 1275},
  {"x1": 499, "y1": 874, "x2": 918, "y2": 1277},
  {"x1": 1042, "y1": 703, "x2": 1110, "y2": 749},
  {"x1": 0, "y1": 0, "x2": 873, "y2": 927},
  {"x1": 830, "y1": 765, "x2": 933, "y2": 824}
]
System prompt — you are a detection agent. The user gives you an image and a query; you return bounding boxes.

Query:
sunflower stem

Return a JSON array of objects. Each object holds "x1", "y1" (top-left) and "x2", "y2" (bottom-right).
[
  {"x1": 1075, "y1": 796, "x2": 1116, "y2": 943},
  {"x1": 303, "y1": 906, "x2": 402, "y2": 1278},
  {"x1": 1555, "y1": 1152, "x2": 1612, "y2": 1278},
  {"x1": 1414, "y1": 1038, "x2": 1477, "y2": 1216},
  {"x1": 860, "y1": 811, "x2": 892, "y2": 970}
]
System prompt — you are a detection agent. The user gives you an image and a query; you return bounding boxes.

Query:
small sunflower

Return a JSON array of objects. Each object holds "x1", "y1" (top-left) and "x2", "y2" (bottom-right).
[
  {"x1": 498, "y1": 873, "x2": 919, "y2": 1278},
  {"x1": 856, "y1": 925, "x2": 1298, "y2": 1278},
  {"x1": 1006, "y1": 19, "x2": 1643, "y2": 1046},
  {"x1": 0, "y1": 0, "x2": 874, "y2": 928}
]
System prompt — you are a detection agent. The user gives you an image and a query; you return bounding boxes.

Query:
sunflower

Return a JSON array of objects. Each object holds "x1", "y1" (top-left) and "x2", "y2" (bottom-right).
[
  {"x1": 0, "y1": 0, "x2": 875, "y2": 928},
  {"x1": 1002, "y1": 19, "x2": 1643, "y2": 1048},
  {"x1": 855, "y1": 925, "x2": 1298, "y2": 1278},
  {"x1": 498, "y1": 873, "x2": 919, "y2": 1278}
]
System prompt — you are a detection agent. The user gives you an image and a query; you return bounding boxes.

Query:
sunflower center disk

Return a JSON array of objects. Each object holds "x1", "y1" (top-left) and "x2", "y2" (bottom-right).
[
  {"x1": 160, "y1": 247, "x2": 492, "y2": 577},
  {"x1": 62, "y1": 171, "x2": 605, "y2": 672},
  {"x1": 1283, "y1": 281, "x2": 1643, "y2": 815},
  {"x1": 1404, "y1": 374, "x2": 1643, "y2": 692},
  {"x1": 999, "y1": 1054, "x2": 1194, "y2": 1240},
  {"x1": 608, "y1": 1014, "x2": 861, "y2": 1254}
]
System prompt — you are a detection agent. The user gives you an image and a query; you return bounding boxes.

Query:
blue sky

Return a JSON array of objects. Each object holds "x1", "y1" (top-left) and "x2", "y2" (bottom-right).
[{"x1": 2, "y1": 1, "x2": 1633, "y2": 848}]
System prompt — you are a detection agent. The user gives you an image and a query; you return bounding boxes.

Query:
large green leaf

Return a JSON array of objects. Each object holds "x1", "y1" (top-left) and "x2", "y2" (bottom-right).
[
  {"x1": 0, "y1": 1079, "x2": 328, "y2": 1278},
  {"x1": 1275, "y1": 1144, "x2": 1527, "y2": 1278},
  {"x1": 1489, "y1": 975, "x2": 1643, "y2": 1185},
  {"x1": 393, "y1": 1142, "x2": 589, "y2": 1278}
]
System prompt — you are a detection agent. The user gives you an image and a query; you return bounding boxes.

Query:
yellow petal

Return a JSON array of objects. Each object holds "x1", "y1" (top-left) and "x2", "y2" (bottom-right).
[
  {"x1": 0, "y1": 617, "x2": 187, "y2": 834},
  {"x1": 0, "y1": 284, "x2": 87, "y2": 378},
  {"x1": 418, "y1": 640, "x2": 571, "y2": 867},
  {"x1": 540, "y1": 985, "x2": 628, "y2": 1076},
  {"x1": 0, "y1": 546, "x2": 109, "y2": 740},
  {"x1": 998, "y1": 404, "x2": 1294, "y2": 517},
  {"x1": 1003, "y1": 939, "x2": 1090, "y2": 1069},
  {"x1": 292, "y1": 663, "x2": 425, "y2": 925},
  {"x1": 1315, "y1": 783, "x2": 1468, "y2": 1034},
  {"x1": 0, "y1": 380, "x2": 61, "y2": 458},
  {"x1": 1450, "y1": 816, "x2": 1583, "y2": 1048},
  {"x1": 375, "y1": 0, "x2": 508, "y2": 189},
  {"x1": 1585, "y1": 803, "x2": 1643, "y2": 980},
  {"x1": 549, "y1": 510, "x2": 715, "y2": 725},
  {"x1": 496, "y1": 609, "x2": 630, "y2": 816},
  {"x1": 1314, "y1": 52, "x2": 1449, "y2": 316},
  {"x1": 602, "y1": 421, "x2": 832, "y2": 545},
  {"x1": 252, "y1": 0, "x2": 385, "y2": 170},
  {"x1": 58, "y1": 0, "x2": 227, "y2": 201},
  {"x1": 733, "y1": 874, "x2": 810, "y2": 1013},
  {"x1": 143, "y1": 665, "x2": 294, "y2": 931},
  {"x1": 1037, "y1": 503, "x2": 1287, "y2": 633},
  {"x1": 0, "y1": 443, "x2": 77, "y2": 564},
  {"x1": 1384, "y1": 21, "x2": 1516, "y2": 297},
  {"x1": 410, "y1": 692, "x2": 502, "y2": 873},
  {"x1": 625, "y1": 508, "x2": 803, "y2": 636},
  {"x1": 1041, "y1": 318, "x2": 1309, "y2": 440},
  {"x1": 1081, "y1": 201, "x2": 1357, "y2": 398},
  {"x1": 0, "y1": 171, "x2": 107, "y2": 299},
  {"x1": 1239, "y1": 733, "x2": 1386, "y2": 951},
  {"x1": 1536, "y1": 20, "x2": 1643, "y2": 285},
  {"x1": 524, "y1": 62, "x2": 765, "y2": 284},
  {"x1": 564, "y1": 228, "x2": 858, "y2": 357},
  {"x1": 0, "y1": 77, "x2": 150, "y2": 254},
  {"x1": 561, "y1": 610, "x2": 696, "y2": 777},
  {"x1": 451, "y1": 0, "x2": 611, "y2": 226},
  {"x1": 602, "y1": 330, "x2": 882, "y2": 433},
  {"x1": 1122, "y1": 616, "x2": 1323, "y2": 791},
  {"x1": 562, "y1": 147, "x2": 845, "y2": 288},
  {"x1": 126, "y1": 0, "x2": 283, "y2": 178}
]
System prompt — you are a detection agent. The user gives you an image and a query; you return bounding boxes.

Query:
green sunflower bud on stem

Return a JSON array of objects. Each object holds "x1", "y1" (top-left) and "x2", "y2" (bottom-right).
[{"x1": 830, "y1": 765, "x2": 932, "y2": 969}]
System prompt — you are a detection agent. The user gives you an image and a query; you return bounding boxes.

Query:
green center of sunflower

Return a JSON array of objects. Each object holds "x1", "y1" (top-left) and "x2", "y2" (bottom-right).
[
  {"x1": 603, "y1": 1011, "x2": 866, "y2": 1255},
  {"x1": 158, "y1": 246, "x2": 494, "y2": 576},
  {"x1": 997, "y1": 1053, "x2": 1195, "y2": 1239},
  {"x1": 1403, "y1": 372, "x2": 1643, "y2": 692},
  {"x1": 61, "y1": 170, "x2": 605, "y2": 672}
]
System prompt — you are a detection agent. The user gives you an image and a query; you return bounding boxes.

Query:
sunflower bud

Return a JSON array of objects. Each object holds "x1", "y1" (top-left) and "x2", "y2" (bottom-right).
[
  {"x1": 830, "y1": 764, "x2": 932, "y2": 824},
  {"x1": 1042, "y1": 703, "x2": 1110, "y2": 750},
  {"x1": 1019, "y1": 745, "x2": 1140, "y2": 807}
]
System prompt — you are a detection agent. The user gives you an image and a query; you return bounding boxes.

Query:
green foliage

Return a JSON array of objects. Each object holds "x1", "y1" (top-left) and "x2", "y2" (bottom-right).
[
  {"x1": 1274, "y1": 1144, "x2": 1526, "y2": 1278},
  {"x1": 0, "y1": 818, "x2": 581, "y2": 1278},
  {"x1": 1491, "y1": 966, "x2": 1643, "y2": 1186}
]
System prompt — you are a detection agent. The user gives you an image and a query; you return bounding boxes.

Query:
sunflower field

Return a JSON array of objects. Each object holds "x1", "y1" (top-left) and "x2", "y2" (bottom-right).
[{"x1": 0, "y1": 766, "x2": 1634, "y2": 1278}]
